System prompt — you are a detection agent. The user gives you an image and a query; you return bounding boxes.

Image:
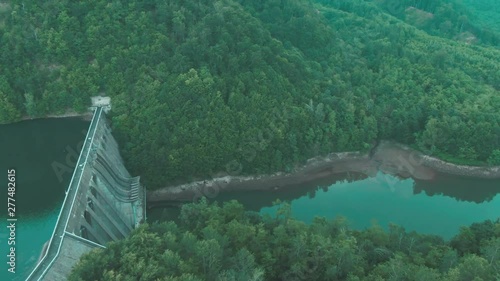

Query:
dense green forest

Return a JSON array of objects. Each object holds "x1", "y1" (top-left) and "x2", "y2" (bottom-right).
[
  {"x1": 0, "y1": 0, "x2": 499, "y2": 188},
  {"x1": 375, "y1": 0, "x2": 500, "y2": 46},
  {"x1": 461, "y1": 0, "x2": 500, "y2": 35},
  {"x1": 68, "y1": 199, "x2": 500, "y2": 280}
]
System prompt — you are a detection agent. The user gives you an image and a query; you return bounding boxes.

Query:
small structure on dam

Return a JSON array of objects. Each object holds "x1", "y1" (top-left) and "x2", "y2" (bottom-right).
[{"x1": 26, "y1": 106, "x2": 146, "y2": 281}]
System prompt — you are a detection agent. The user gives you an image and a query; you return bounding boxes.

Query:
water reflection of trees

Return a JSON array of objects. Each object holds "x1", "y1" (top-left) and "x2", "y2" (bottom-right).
[
  {"x1": 212, "y1": 172, "x2": 370, "y2": 212},
  {"x1": 150, "y1": 172, "x2": 499, "y2": 218},
  {"x1": 212, "y1": 172, "x2": 500, "y2": 212},
  {"x1": 413, "y1": 173, "x2": 499, "y2": 203}
]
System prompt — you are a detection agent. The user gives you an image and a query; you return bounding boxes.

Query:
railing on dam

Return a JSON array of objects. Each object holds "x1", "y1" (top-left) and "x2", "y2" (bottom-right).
[{"x1": 26, "y1": 107, "x2": 103, "y2": 281}]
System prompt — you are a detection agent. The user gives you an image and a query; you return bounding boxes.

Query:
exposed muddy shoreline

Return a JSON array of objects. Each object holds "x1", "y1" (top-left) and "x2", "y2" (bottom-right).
[
  {"x1": 147, "y1": 141, "x2": 500, "y2": 204},
  {"x1": 20, "y1": 111, "x2": 93, "y2": 122},
  {"x1": 382, "y1": 142, "x2": 500, "y2": 179}
]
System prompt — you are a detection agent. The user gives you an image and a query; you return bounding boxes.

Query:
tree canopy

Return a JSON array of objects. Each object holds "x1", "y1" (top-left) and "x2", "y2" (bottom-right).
[
  {"x1": 68, "y1": 199, "x2": 500, "y2": 281},
  {"x1": 0, "y1": 0, "x2": 499, "y2": 188}
]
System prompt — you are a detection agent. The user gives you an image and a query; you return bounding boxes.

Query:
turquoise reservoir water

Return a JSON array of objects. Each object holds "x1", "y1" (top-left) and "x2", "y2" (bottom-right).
[
  {"x1": 152, "y1": 171, "x2": 500, "y2": 240},
  {"x1": 0, "y1": 117, "x2": 89, "y2": 281},
  {"x1": 258, "y1": 172, "x2": 500, "y2": 239}
]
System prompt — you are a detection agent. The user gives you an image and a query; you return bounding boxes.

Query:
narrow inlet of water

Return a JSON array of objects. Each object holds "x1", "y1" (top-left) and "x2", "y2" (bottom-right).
[{"x1": 149, "y1": 171, "x2": 500, "y2": 240}]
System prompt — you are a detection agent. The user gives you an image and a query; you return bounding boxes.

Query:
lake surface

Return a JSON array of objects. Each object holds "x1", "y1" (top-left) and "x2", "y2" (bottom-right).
[
  {"x1": 258, "y1": 172, "x2": 500, "y2": 239},
  {"x1": 0, "y1": 117, "x2": 89, "y2": 281},
  {"x1": 149, "y1": 171, "x2": 500, "y2": 240}
]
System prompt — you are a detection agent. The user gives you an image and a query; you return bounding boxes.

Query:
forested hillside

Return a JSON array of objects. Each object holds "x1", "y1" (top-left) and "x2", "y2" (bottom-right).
[
  {"x1": 0, "y1": 0, "x2": 499, "y2": 188},
  {"x1": 68, "y1": 199, "x2": 500, "y2": 281},
  {"x1": 374, "y1": 0, "x2": 500, "y2": 46},
  {"x1": 462, "y1": 0, "x2": 500, "y2": 35}
]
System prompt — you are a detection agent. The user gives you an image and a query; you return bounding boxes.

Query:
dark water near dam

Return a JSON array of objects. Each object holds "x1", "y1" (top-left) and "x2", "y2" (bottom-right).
[{"x1": 0, "y1": 117, "x2": 89, "y2": 281}]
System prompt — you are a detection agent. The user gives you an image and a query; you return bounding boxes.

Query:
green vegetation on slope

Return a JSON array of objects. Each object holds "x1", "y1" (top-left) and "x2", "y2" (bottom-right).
[
  {"x1": 68, "y1": 199, "x2": 500, "y2": 281},
  {"x1": 374, "y1": 0, "x2": 500, "y2": 46},
  {"x1": 0, "y1": 0, "x2": 499, "y2": 188},
  {"x1": 462, "y1": 0, "x2": 500, "y2": 34}
]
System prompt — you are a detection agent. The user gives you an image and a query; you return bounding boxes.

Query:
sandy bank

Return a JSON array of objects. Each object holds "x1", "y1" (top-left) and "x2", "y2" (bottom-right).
[{"x1": 148, "y1": 141, "x2": 500, "y2": 204}]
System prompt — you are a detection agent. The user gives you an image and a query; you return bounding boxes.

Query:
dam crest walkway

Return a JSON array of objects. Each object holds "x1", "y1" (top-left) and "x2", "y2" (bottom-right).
[{"x1": 26, "y1": 107, "x2": 146, "y2": 281}]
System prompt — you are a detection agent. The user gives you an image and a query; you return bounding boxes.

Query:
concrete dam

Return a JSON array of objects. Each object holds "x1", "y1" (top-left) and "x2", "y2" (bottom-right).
[{"x1": 26, "y1": 107, "x2": 146, "y2": 281}]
